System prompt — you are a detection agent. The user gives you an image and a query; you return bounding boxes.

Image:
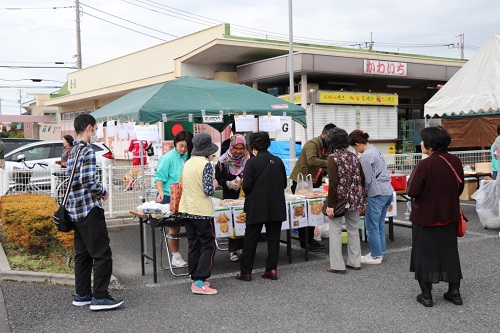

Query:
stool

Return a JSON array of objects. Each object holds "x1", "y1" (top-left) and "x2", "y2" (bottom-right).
[{"x1": 160, "y1": 227, "x2": 189, "y2": 276}]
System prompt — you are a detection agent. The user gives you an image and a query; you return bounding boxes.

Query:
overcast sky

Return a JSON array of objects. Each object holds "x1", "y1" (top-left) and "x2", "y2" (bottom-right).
[{"x1": 0, "y1": 0, "x2": 498, "y2": 115}]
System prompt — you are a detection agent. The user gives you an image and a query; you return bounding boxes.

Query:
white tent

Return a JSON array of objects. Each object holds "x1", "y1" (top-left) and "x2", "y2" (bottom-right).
[{"x1": 424, "y1": 35, "x2": 500, "y2": 117}]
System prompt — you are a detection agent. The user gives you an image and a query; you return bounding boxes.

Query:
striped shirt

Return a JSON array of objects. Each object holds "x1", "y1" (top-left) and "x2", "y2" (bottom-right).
[
  {"x1": 66, "y1": 141, "x2": 107, "y2": 222},
  {"x1": 359, "y1": 145, "x2": 393, "y2": 197}
]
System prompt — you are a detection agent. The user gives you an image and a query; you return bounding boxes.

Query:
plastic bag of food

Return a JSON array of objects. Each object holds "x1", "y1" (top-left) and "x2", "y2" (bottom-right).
[
  {"x1": 471, "y1": 180, "x2": 500, "y2": 229},
  {"x1": 296, "y1": 173, "x2": 313, "y2": 193}
]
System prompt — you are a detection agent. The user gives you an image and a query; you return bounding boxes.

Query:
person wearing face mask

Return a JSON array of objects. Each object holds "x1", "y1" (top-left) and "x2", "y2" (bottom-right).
[
  {"x1": 154, "y1": 130, "x2": 194, "y2": 267},
  {"x1": 66, "y1": 114, "x2": 123, "y2": 311},
  {"x1": 215, "y1": 134, "x2": 251, "y2": 262}
]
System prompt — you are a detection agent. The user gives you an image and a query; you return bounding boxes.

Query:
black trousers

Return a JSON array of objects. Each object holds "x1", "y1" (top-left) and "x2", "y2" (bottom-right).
[
  {"x1": 184, "y1": 217, "x2": 216, "y2": 281},
  {"x1": 74, "y1": 206, "x2": 113, "y2": 299},
  {"x1": 240, "y1": 221, "x2": 282, "y2": 274}
]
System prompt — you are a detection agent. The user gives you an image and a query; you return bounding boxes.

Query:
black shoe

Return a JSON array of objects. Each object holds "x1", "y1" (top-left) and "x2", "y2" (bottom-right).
[
  {"x1": 443, "y1": 292, "x2": 463, "y2": 305},
  {"x1": 89, "y1": 295, "x2": 124, "y2": 311},
  {"x1": 300, "y1": 245, "x2": 323, "y2": 252},
  {"x1": 310, "y1": 240, "x2": 325, "y2": 249},
  {"x1": 345, "y1": 264, "x2": 361, "y2": 270},
  {"x1": 416, "y1": 293, "x2": 433, "y2": 307},
  {"x1": 326, "y1": 267, "x2": 346, "y2": 274}
]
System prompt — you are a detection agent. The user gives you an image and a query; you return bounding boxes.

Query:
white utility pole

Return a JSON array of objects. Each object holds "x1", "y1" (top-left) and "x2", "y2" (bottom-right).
[{"x1": 75, "y1": 0, "x2": 82, "y2": 69}]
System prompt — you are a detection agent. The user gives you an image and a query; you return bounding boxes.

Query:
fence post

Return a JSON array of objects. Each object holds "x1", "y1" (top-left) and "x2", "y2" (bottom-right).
[{"x1": 0, "y1": 169, "x2": 8, "y2": 195}]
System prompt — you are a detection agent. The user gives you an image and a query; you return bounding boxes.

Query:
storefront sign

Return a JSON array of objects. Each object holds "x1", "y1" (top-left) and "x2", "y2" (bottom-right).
[
  {"x1": 319, "y1": 91, "x2": 398, "y2": 105},
  {"x1": 280, "y1": 93, "x2": 302, "y2": 104},
  {"x1": 364, "y1": 59, "x2": 407, "y2": 77}
]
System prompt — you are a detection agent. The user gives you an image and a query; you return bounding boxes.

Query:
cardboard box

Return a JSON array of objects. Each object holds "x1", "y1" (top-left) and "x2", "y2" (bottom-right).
[
  {"x1": 475, "y1": 162, "x2": 492, "y2": 174},
  {"x1": 459, "y1": 179, "x2": 477, "y2": 201}
]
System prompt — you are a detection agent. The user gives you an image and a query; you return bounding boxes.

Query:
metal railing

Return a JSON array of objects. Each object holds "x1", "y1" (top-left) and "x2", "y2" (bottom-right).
[{"x1": 0, "y1": 150, "x2": 491, "y2": 218}]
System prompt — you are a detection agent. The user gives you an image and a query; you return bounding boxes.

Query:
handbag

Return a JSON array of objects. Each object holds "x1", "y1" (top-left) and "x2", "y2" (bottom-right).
[
  {"x1": 169, "y1": 181, "x2": 183, "y2": 213},
  {"x1": 457, "y1": 210, "x2": 468, "y2": 237},
  {"x1": 321, "y1": 199, "x2": 347, "y2": 217},
  {"x1": 53, "y1": 146, "x2": 84, "y2": 232},
  {"x1": 438, "y1": 155, "x2": 467, "y2": 237}
]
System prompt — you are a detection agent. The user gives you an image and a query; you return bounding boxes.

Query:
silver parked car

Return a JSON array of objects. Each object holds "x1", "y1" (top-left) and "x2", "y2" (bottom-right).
[{"x1": 4, "y1": 140, "x2": 115, "y2": 188}]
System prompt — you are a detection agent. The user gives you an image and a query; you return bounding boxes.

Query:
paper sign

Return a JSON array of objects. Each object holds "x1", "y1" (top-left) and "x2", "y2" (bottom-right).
[
  {"x1": 289, "y1": 200, "x2": 308, "y2": 229},
  {"x1": 214, "y1": 207, "x2": 233, "y2": 238},
  {"x1": 96, "y1": 122, "x2": 105, "y2": 138},
  {"x1": 258, "y1": 116, "x2": 280, "y2": 132},
  {"x1": 232, "y1": 206, "x2": 246, "y2": 236},
  {"x1": 117, "y1": 122, "x2": 128, "y2": 140},
  {"x1": 127, "y1": 122, "x2": 137, "y2": 139},
  {"x1": 234, "y1": 115, "x2": 254, "y2": 132},
  {"x1": 307, "y1": 198, "x2": 324, "y2": 226},
  {"x1": 202, "y1": 115, "x2": 223, "y2": 123},
  {"x1": 277, "y1": 116, "x2": 292, "y2": 139},
  {"x1": 134, "y1": 125, "x2": 159, "y2": 142},
  {"x1": 106, "y1": 120, "x2": 116, "y2": 137}
]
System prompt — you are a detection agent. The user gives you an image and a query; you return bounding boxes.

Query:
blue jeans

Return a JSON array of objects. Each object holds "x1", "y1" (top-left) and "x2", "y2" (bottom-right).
[{"x1": 365, "y1": 194, "x2": 393, "y2": 258}]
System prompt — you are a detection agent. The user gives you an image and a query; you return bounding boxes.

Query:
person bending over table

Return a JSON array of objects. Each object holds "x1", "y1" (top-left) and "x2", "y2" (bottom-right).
[
  {"x1": 236, "y1": 132, "x2": 287, "y2": 282},
  {"x1": 348, "y1": 130, "x2": 393, "y2": 265},
  {"x1": 154, "y1": 130, "x2": 193, "y2": 268},
  {"x1": 324, "y1": 127, "x2": 365, "y2": 274},
  {"x1": 289, "y1": 123, "x2": 336, "y2": 251}
]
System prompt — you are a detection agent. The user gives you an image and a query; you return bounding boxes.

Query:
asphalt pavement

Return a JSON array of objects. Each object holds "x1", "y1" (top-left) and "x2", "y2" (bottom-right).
[{"x1": 1, "y1": 201, "x2": 499, "y2": 333}]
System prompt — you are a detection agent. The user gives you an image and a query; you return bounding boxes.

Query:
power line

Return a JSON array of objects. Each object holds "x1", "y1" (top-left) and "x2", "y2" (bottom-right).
[
  {"x1": 80, "y1": 2, "x2": 178, "y2": 38},
  {"x1": 81, "y1": 12, "x2": 168, "y2": 41}
]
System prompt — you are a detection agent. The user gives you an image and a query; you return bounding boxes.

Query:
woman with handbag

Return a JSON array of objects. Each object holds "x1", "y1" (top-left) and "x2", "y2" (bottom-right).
[
  {"x1": 323, "y1": 127, "x2": 366, "y2": 274},
  {"x1": 153, "y1": 130, "x2": 193, "y2": 267},
  {"x1": 407, "y1": 126, "x2": 464, "y2": 307},
  {"x1": 215, "y1": 134, "x2": 251, "y2": 262},
  {"x1": 348, "y1": 130, "x2": 394, "y2": 265}
]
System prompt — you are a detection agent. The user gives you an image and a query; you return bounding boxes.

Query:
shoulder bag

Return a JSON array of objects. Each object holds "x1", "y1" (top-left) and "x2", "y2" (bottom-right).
[
  {"x1": 53, "y1": 147, "x2": 84, "y2": 232},
  {"x1": 438, "y1": 155, "x2": 468, "y2": 237}
]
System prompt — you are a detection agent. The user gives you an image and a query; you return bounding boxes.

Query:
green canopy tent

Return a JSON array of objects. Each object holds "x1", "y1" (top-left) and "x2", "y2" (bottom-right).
[{"x1": 90, "y1": 76, "x2": 307, "y2": 131}]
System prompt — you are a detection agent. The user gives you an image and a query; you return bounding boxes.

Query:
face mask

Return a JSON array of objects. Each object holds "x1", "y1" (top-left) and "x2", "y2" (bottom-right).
[{"x1": 90, "y1": 134, "x2": 97, "y2": 143}]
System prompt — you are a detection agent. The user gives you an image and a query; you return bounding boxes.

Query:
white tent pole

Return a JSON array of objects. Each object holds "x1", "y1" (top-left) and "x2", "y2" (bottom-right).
[{"x1": 288, "y1": 0, "x2": 296, "y2": 160}]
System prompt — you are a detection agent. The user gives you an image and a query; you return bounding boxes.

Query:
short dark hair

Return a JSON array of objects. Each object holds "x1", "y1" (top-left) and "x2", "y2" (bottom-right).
[
  {"x1": 348, "y1": 130, "x2": 369, "y2": 146},
  {"x1": 420, "y1": 126, "x2": 451, "y2": 152},
  {"x1": 325, "y1": 127, "x2": 348, "y2": 150},
  {"x1": 497, "y1": 123, "x2": 500, "y2": 135},
  {"x1": 63, "y1": 135, "x2": 74, "y2": 147},
  {"x1": 74, "y1": 114, "x2": 96, "y2": 134},
  {"x1": 322, "y1": 123, "x2": 336, "y2": 134},
  {"x1": 174, "y1": 130, "x2": 194, "y2": 158},
  {"x1": 249, "y1": 131, "x2": 271, "y2": 151}
]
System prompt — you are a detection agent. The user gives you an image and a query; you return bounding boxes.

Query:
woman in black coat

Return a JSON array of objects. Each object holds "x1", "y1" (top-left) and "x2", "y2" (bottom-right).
[{"x1": 236, "y1": 132, "x2": 287, "y2": 281}]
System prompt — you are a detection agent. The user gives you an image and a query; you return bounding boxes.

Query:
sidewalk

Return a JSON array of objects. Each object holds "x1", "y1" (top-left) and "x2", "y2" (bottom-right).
[{"x1": 1, "y1": 202, "x2": 500, "y2": 333}]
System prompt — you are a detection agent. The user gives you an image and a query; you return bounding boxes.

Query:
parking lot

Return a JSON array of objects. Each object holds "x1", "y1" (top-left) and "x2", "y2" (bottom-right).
[{"x1": 1, "y1": 200, "x2": 499, "y2": 333}]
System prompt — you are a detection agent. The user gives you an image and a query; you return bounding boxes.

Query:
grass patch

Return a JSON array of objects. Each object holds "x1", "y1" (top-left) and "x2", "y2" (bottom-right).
[{"x1": 1, "y1": 234, "x2": 74, "y2": 274}]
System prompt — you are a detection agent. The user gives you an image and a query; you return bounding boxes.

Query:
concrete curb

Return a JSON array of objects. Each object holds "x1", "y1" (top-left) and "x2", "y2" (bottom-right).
[{"x1": 0, "y1": 216, "x2": 134, "y2": 289}]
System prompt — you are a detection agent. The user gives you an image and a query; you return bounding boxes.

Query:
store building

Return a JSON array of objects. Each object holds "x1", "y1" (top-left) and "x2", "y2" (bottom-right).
[{"x1": 40, "y1": 23, "x2": 464, "y2": 152}]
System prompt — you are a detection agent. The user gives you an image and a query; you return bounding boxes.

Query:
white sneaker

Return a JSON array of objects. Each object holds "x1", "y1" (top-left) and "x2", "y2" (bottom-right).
[
  {"x1": 171, "y1": 256, "x2": 188, "y2": 267},
  {"x1": 361, "y1": 253, "x2": 383, "y2": 265}
]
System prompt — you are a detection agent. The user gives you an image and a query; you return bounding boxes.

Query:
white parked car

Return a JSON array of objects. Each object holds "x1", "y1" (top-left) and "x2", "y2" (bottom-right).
[{"x1": 4, "y1": 140, "x2": 115, "y2": 188}]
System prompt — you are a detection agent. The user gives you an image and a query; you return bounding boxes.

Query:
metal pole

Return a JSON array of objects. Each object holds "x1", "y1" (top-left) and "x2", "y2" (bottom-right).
[
  {"x1": 288, "y1": 0, "x2": 296, "y2": 160},
  {"x1": 75, "y1": 0, "x2": 82, "y2": 69}
]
